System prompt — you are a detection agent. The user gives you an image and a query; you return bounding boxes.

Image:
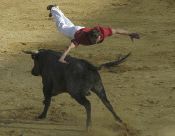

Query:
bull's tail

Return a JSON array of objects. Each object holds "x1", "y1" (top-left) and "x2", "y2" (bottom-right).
[{"x1": 97, "y1": 52, "x2": 131, "y2": 70}]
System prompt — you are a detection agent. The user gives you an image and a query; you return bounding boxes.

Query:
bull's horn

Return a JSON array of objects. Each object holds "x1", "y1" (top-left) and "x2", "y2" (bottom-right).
[{"x1": 22, "y1": 50, "x2": 39, "y2": 54}]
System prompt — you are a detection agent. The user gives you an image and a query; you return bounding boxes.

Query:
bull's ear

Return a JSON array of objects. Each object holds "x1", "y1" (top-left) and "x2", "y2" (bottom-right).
[{"x1": 31, "y1": 54, "x2": 38, "y2": 60}]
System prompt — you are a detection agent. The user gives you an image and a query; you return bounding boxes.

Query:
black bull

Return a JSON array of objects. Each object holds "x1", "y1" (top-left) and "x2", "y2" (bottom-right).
[{"x1": 24, "y1": 49, "x2": 130, "y2": 129}]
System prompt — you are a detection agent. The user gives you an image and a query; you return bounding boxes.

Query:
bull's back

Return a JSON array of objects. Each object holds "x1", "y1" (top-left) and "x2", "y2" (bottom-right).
[{"x1": 40, "y1": 50, "x2": 102, "y2": 92}]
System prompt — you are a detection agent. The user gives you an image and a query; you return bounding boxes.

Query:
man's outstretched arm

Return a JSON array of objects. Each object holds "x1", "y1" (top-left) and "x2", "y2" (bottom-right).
[{"x1": 112, "y1": 28, "x2": 140, "y2": 41}]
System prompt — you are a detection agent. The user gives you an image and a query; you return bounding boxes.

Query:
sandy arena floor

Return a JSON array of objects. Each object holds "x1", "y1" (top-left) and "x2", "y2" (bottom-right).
[{"x1": 0, "y1": 0, "x2": 175, "y2": 136}]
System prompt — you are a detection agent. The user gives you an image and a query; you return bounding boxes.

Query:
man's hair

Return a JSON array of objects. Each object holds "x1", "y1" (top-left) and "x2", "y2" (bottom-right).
[{"x1": 88, "y1": 29, "x2": 101, "y2": 44}]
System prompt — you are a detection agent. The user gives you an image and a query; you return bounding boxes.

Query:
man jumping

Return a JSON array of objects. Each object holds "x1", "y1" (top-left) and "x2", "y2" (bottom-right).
[{"x1": 47, "y1": 4, "x2": 140, "y2": 63}]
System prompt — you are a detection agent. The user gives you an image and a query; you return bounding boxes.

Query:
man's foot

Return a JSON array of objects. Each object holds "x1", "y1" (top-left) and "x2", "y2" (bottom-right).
[
  {"x1": 49, "y1": 12, "x2": 52, "y2": 17},
  {"x1": 47, "y1": 4, "x2": 57, "y2": 10},
  {"x1": 47, "y1": 4, "x2": 57, "y2": 17},
  {"x1": 59, "y1": 59, "x2": 68, "y2": 64}
]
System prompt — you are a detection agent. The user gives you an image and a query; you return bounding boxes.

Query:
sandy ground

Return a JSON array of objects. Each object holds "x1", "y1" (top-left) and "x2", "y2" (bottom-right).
[{"x1": 0, "y1": 0, "x2": 175, "y2": 136}]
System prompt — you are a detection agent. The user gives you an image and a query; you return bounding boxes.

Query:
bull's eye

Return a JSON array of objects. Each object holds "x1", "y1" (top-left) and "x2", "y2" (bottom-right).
[
  {"x1": 31, "y1": 54, "x2": 39, "y2": 60},
  {"x1": 31, "y1": 54, "x2": 35, "y2": 59}
]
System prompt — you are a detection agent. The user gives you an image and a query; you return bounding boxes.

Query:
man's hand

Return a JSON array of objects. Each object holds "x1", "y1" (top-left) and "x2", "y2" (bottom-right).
[
  {"x1": 59, "y1": 58, "x2": 68, "y2": 64},
  {"x1": 129, "y1": 33, "x2": 140, "y2": 42}
]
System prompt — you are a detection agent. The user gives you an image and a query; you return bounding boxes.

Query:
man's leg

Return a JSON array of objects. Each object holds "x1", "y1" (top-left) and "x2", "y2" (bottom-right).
[
  {"x1": 47, "y1": 5, "x2": 84, "y2": 63},
  {"x1": 50, "y1": 7, "x2": 77, "y2": 39}
]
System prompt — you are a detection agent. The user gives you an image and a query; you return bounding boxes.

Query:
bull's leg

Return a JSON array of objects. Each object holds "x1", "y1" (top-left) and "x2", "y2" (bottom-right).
[
  {"x1": 92, "y1": 87, "x2": 123, "y2": 124},
  {"x1": 73, "y1": 95, "x2": 91, "y2": 129},
  {"x1": 38, "y1": 85, "x2": 52, "y2": 119},
  {"x1": 38, "y1": 96, "x2": 51, "y2": 119}
]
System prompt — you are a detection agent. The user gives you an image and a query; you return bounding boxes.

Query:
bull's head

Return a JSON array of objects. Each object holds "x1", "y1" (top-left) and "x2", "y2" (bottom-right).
[{"x1": 23, "y1": 50, "x2": 41, "y2": 76}]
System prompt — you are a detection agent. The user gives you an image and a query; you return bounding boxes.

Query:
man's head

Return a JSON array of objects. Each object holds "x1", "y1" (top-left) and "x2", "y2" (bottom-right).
[{"x1": 88, "y1": 29, "x2": 101, "y2": 44}]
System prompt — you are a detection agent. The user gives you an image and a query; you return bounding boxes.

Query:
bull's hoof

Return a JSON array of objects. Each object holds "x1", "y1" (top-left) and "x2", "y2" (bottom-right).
[
  {"x1": 38, "y1": 114, "x2": 46, "y2": 119},
  {"x1": 115, "y1": 121, "x2": 129, "y2": 133},
  {"x1": 86, "y1": 126, "x2": 92, "y2": 132},
  {"x1": 85, "y1": 92, "x2": 91, "y2": 96}
]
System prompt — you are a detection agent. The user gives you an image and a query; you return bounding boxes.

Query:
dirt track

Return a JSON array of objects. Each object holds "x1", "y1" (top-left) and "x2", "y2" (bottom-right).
[{"x1": 0, "y1": 0, "x2": 175, "y2": 136}]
